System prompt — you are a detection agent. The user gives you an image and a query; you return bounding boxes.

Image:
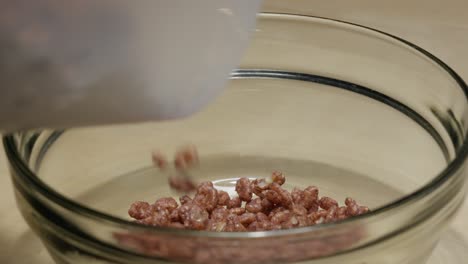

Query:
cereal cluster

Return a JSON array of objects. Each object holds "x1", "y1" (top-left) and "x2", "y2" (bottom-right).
[
  {"x1": 152, "y1": 145, "x2": 199, "y2": 193},
  {"x1": 128, "y1": 172, "x2": 369, "y2": 231}
]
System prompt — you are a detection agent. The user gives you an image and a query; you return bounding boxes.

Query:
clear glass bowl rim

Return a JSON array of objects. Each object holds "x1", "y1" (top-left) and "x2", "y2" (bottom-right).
[{"x1": 3, "y1": 13, "x2": 468, "y2": 239}]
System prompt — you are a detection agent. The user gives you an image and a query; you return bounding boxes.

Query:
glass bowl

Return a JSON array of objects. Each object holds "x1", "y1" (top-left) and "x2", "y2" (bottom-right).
[{"x1": 4, "y1": 14, "x2": 468, "y2": 264}]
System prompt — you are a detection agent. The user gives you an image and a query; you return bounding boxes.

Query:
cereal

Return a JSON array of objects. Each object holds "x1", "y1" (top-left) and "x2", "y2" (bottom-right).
[
  {"x1": 249, "y1": 219, "x2": 273, "y2": 231},
  {"x1": 207, "y1": 220, "x2": 227, "y2": 232},
  {"x1": 114, "y1": 225, "x2": 367, "y2": 263},
  {"x1": 229, "y1": 207, "x2": 246, "y2": 216},
  {"x1": 176, "y1": 203, "x2": 193, "y2": 224},
  {"x1": 128, "y1": 201, "x2": 152, "y2": 220},
  {"x1": 291, "y1": 187, "x2": 302, "y2": 204},
  {"x1": 193, "y1": 182, "x2": 218, "y2": 212},
  {"x1": 186, "y1": 204, "x2": 210, "y2": 230},
  {"x1": 128, "y1": 171, "x2": 369, "y2": 233},
  {"x1": 123, "y1": 165, "x2": 369, "y2": 263},
  {"x1": 291, "y1": 187, "x2": 319, "y2": 212},
  {"x1": 271, "y1": 171, "x2": 285, "y2": 185},
  {"x1": 359, "y1": 206, "x2": 370, "y2": 214},
  {"x1": 245, "y1": 198, "x2": 262, "y2": 213},
  {"x1": 264, "y1": 190, "x2": 282, "y2": 205},
  {"x1": 169, "y1": 209, "x2": 180, "y2": 222},
  {"x1": 291, "y1": 204, "x2": 308, "y2": 216},
  {"x1": 224, "y1": 214, "x2": 247, "y2": 232},
  {"x1": 325, "y1": 207, "x2": 338, "y2": 223},
  {"x1": 296, "y1": 215, "x2": 310, "y2": 227},
  {"x1": 235, "y1": 177, "x2": 253, "y2": 202},
  {"x1": 179, "y1": 203, "x2": 209, "y2": 230},
  {"x1": 217, "y1": 190, "x2": 230, "y2": 206},
  {"x1": 270, "y1": 183, "x2": 293, "y2": 208},
  {"x1": 154, "y1": 145, "x2": 200, "y2": 193},
  {"x1": 269, "y1": 206, "x2": 287, "y2": 218},
  {"x1": 211, "y1": 207, "x2": 229, "y2": 221},
  {"x1": 309, "y1": 210, "x2": 328, "y2": 225},
  {"x1": 256, "y1": 212, "x2": 269, "y2": 222},
  {"x1": 151, "y1": 151, "x2": 169, "y2": 170},
  {"x1": 308, "y1": 202, "x2": 320, "y2": 214},
  {"x1": 227, "y1": 196, "x2": 241, "y2": 209},
  {"x1": 260, "y1": 198, "x2": 273, "y2": 213},
  {"x1": 303, "y1": 186, "x2": 319, "y2": 210},
  {"x1": 174, "y1": 145, "x2": 199, "y2": 170},
  {"x1": 345, "y1": 197, "x2": 360, "y2": 216},
  {"x1": 168, "y1": 175, "x2": 197, "y2": 193},
  {"x1": 304, "y1": 186, "x2": 319, "y2": 200},
  {"x1": 179, "y1": 195, "x2": 192, "y2": 205},
  {"x1": 137, "y1": 209, "x2": 170, "y2": 226},
  {"x1": 336, "y1": 206, "x2": 348, "y2": 220},
  {"x1": 153, "y1": 197, "x2": 178, "y2": 212},
  {"x1": 238, "y1": 213, "x2": 256, "y2": 225},
  {"x1": 270, "y1": 209, "x2": 291, "y2": 225},
  {"x1": 319, "y1": 196, "x2": 339, "y2": 210},
  {"x1": 251, "y1": 178, "x2": 268, "y2": 197}
]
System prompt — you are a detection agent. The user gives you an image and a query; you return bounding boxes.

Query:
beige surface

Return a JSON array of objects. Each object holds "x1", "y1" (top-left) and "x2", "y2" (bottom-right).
[
  {"x1": 1, "y1": 1, "x2": 468, "y2": 263},
  {"x1": 0, "y1": 145, "x2": 52, "y2": 263}
]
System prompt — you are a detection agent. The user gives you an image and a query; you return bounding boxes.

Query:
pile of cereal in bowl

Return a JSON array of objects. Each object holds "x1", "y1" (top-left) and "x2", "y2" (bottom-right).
[{"x1": 127, "y1": 146, "x2": 369, "y2": 232}]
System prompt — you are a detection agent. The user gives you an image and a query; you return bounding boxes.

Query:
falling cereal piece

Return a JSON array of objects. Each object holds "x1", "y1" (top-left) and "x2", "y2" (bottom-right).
[
  {"x1": 168, "y1": 175, "x2": 197, "y2": 193},
  {"x1": 151, "y1": 151, "x2": 169, "y2": 170},
  {"x1": 174, "y1": 145, "x2": 199, "y2": 170}
]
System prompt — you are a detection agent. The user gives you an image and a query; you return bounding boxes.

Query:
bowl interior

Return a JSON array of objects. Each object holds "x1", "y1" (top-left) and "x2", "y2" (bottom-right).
[
  {"x1": 14, "y1": 13, "x2": 467, "y2": 228},
  {"x1": 30, "y1": 75, "x2": 446, "y2": 219},
  {"x1": 5, "y1": 13, "x2": 468, "y2": 264}
]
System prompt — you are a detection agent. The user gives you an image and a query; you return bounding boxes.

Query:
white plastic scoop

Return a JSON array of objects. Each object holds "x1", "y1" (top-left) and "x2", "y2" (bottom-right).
[{"x1": 0, "y1": 0, "x2": 262, "y2": 131}]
